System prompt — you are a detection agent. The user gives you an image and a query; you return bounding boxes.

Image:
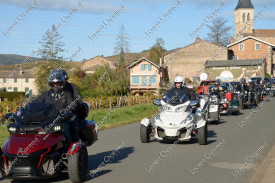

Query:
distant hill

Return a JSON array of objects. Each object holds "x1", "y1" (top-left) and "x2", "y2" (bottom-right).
[{"x1": 0, "y1": 54, "x2": 40, "y2": 66}]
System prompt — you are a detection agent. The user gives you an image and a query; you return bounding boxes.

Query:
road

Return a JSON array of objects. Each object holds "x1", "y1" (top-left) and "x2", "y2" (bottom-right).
[{"x1": 2, "y1": 96, "x2": 275, "y2": 183}]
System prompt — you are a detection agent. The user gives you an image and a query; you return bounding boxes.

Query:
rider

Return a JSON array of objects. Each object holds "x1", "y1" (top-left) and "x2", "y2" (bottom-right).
[
  {"x1": 210, "y1": 81, "x2": 223, "y2": 94},
  {"x1": 34, "y1": 69, "x2": 80, "y2": 146},
  {"x1": 59, "y1": 69, "x2": 82, "y2": 101},
  {"x1": 166, "y1": 76, "x2": 195, "y2": 101},
  {"x1": 240, "y1": 78, "x2": 248, "y2": 93},
  {"x1": 247, "y1": 79, "x2": 255, "y2": 91}
]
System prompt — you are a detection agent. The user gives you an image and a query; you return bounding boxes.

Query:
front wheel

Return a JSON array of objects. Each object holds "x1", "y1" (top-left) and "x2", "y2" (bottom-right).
[
  {"x1": 68, "y1": 145, "x2": 88, "y2": 183},
  {"x1": 198, "y1": 124, "x2": 207, "y2": 145},
  {"x1": 0, "y1": 158, "x2": 6, "y2": 177},
  {"x1": 232, "y1": 107, "x2": 240, "y2": 115},
  {"x1": 140, "y1": 124, "x2": 150, "y2": 143}
]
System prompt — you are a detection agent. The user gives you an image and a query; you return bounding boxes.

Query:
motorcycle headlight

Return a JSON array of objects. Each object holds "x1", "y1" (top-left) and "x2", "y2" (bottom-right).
[
  {"x1": 162, "y1": 105, "x2": 172, "y2": 112},
  {"x1": 174, "y1": 105, "x2": 187, "y2": 113},
  {"x1": 53, "y1": 125, "x2": 61, "y2": 132},
  {"x1": 8, "y1": 127, "x2": 16, "y2": 132},
  {"x1": 180, "y1": 114, "x2": 193, "y2": 125}
]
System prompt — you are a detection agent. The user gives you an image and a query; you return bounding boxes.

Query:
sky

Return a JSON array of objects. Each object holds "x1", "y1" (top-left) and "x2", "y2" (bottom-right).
[{"x1": 0, "y1": 0, "x2": 274, "y2": 62}]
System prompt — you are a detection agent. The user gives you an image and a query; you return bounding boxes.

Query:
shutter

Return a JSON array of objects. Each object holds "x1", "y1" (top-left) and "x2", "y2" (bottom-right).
[
  {"x1": 148, "y1": 64, "x2": 151, "y2": 71},
  {"x1": 141, "y1": 64, "x2": 145, "y2": 71}
]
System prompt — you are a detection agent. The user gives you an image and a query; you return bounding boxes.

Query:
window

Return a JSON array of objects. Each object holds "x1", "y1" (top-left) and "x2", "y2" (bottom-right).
[
  {"x1": 7, "y1": 87, "x2": 12, "y2": 91},
  {"x1": 232, "y1": 56, "x2": 238, "y2": 60},
  {"x1": 142, "y1": 76, "x2": 147, "y2": 86},
  {"x1": 141, "y1": 64, "x2": 145, "y2": 71},
  {"x1": 243, "y1": 13, "x2": 245, "y2": 22},
  {"x1": 255, "y1": 43, "x2": 261, "y2": 50},
  {"x1": 247, "y1": 13, "x2": 250, "y2": 21},
  {"x1": 14, "y1": 87, "x2": 18, "y2": 92},
  {"x1": 14, "y1": 78, "x2": 17, "y2": 83},
  {"x1": 132, "y1": 76, "x2": 139, "y2": 84},
  {"x1": 25, "y1": 87, "x2": 29, "y2": 92},
  {"x1": 141, "y1": 64, "x2": 152, "y2": 71},
  {"x1": 149, "y1": 76, "x2": 157, "y2": 84},
  {"x1": 239, "y1": 43, "x2": 244, "y2": 51},
  {"x1": 3, "y1": 78, "x2": 7, "y2": 83},
  {"x1": 25, "y1": 78, "x2": 29, "y2": 83}
]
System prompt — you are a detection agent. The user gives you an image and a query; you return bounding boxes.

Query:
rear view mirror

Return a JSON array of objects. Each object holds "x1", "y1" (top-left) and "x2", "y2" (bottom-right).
[{"x1": 153, "y1": 99, "x2": 162, "y2": 106}]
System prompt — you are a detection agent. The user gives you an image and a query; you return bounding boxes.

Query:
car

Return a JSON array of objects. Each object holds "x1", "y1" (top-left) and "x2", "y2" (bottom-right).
[{"x1": 198, "y1": 80, "x2": 222, "y2": 95}]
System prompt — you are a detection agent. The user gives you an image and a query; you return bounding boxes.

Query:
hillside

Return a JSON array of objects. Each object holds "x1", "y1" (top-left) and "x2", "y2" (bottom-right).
[{"x1": 0, "y1": 54, "x2": 40, "y2": 65}]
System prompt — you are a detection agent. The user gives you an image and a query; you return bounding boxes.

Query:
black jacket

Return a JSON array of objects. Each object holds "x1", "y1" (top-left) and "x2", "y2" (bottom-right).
[
  {"x1": 166, "y1": 86, "x2": 194, "y2": 100},
  {"x1": 66, "y1": 83, "x2": 82, "y2": 100},
  {"x1": 33, "y1": 89, "x2": 77, "y2": 113}
]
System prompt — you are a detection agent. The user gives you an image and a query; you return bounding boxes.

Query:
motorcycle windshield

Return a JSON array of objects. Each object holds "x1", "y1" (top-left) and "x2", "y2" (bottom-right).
[
  {"x1": 162, "y1": 93, "x2": 189, "y2": 105},
  {"x1": 16, "y1": 102, "x2": 59, "y2": 126}
]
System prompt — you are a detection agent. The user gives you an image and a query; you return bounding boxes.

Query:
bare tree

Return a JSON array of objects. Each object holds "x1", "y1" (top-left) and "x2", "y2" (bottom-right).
[
  {"x1": 206, "y1": 17, "x2": 232, "y2": 46},
  {"x1": 38, "y1": 25, "x2": 65, "y2": 60},
  {"x1": 114, "y1": 25, "x2": 130, "y2": 67}
]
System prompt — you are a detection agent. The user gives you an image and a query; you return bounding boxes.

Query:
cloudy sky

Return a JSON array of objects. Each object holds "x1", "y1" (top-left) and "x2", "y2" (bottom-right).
[{"x1": 0, "y1": 0, "x2": 274, "y2": 61}]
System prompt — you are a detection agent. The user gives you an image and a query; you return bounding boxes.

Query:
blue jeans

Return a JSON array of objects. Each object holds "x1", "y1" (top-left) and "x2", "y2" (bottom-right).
[{"x1": 64, "y1": 115, "x2": 79, "y2": 146}]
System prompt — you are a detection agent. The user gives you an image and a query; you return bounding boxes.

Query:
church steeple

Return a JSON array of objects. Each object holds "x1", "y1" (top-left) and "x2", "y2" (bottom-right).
[
  {"x1": 234, "y1": 0, "x2": 255, "y2": 40},
  {"x1": 235, "y1": 0, "x2": 254, "y2": 10}
]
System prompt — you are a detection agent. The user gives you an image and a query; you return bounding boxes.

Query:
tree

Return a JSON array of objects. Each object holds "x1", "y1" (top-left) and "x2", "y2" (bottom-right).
[
  {"x1": 114, "y1": 25, "x2": 130, "y2": 68},
  {"x1": 38, "y1": 25, "x2": 65, "y2": 60},
  {"x1": 35, "y1": 61, "x2": 61, "y2": 93},
  {"x1": 148, "y1": 38, "x2": 167, "y2": 64},
  {"x1": 112, "y1": 25, "x2": 130, "y2": 95},
  {"x1": 206, "y1": 17, "x2": 232, "y2": 46}
]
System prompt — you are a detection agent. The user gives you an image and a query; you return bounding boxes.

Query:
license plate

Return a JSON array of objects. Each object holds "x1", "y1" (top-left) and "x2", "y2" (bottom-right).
[{"x1": 209, "y1": 105, "x2": 218, "y2": 112}]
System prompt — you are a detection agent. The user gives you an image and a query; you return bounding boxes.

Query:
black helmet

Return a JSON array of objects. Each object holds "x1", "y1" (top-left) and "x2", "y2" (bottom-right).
[
  {"x1": 59, "y1": 69, "x2": 68, "y2": 80},
  {"x1": 48, "y1": 69, "x2": 66, "y2": 94},
  {"x1": 241, "y1": 78, "x2": 246, "y2": 84}
]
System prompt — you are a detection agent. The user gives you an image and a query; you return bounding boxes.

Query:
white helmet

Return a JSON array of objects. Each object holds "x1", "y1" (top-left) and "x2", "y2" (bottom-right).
[{"x1": 174, "y1": 75, "x2": 185, "y2": 87}]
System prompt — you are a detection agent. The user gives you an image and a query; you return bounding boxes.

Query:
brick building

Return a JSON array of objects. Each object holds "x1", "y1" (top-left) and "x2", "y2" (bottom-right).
[
  {"x1": 228, "y1": 36, "x2": 275, "y2": 75},
  {"x1": 164, "y1": 38, "x2": 230, "y2": 82},
  {"x1": 81, "y1": 56, "x2": 115, "y2": 74},
  {"x1": 231, "y1": 0, "x2": 275, "y2": 76}
]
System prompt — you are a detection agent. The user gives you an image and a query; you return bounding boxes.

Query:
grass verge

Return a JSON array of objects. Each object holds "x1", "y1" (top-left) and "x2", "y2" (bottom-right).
[
  {"x1": 0, "y1": 124, "x2": 10, "y2": 147},
  {"x1": 88, "y1": 103, "x2": 158, "y2": 130},
  {"x1": 0, "y1": 103, "x2": 158, "y2": 147}
]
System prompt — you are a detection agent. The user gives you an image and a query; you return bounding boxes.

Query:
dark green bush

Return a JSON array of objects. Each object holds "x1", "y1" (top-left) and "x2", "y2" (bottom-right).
[{"x1": 0, "y1": 92, "x2": 25, "y2": 101}]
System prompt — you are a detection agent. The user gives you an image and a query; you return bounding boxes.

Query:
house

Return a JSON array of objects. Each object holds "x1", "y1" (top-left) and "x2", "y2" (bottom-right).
[
  {"x1": 81, "y1": 55, "x2": 115, "y2": 74},
  {"x1": 0, "y1": 70, "x2": 37, "y2": 95},
  {"x1": 204, "y1": 59, "x2": 266, "y2": 81},
  {"x1": 127, "y1": 57, "x2": 166, "y2": 95},
  {"x1": 231, "y1": 0, "x2": 275, "y2": 76},
  {"x1": 164, "y1": 38, "x2": 230, "y2": 81},
  {"x1": 227, "y1": 36, "x2": 275, "y2": 75}
]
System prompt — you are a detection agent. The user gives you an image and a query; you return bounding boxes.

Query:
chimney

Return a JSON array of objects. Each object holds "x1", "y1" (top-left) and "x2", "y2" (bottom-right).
[
  {"x1": 195, "y1": 37, "x2": 201, "y2": 43},
  {"x1": 20, "y1": 68, "x2": 23, "y2": 75}
]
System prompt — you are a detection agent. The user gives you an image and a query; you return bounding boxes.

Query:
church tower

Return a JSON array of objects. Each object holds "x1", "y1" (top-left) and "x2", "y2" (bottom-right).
[{"x1": 234, "y1": 0, "x2": 254, "y2": 40}]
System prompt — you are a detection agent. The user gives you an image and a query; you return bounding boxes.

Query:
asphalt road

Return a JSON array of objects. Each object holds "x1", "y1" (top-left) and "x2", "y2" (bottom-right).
[{"x1": 2, "y1": 96, "x2": 275, "y2": 183}]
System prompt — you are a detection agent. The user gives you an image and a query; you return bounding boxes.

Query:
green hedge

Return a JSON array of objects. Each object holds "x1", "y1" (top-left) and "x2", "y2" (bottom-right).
[{"x1": 0, "y1": 92, "x2": 25, "y2": 101}]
